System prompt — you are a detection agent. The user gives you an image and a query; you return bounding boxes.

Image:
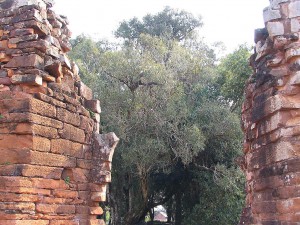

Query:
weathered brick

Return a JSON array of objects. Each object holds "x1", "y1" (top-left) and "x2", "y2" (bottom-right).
[
  {"x1": 49, "y1": 221, "x2": 79, "y2": 225},
  {"x1": 14, "y1": 19, "x2": 50, "y2": 36},
  {"x1": 79, "y1": 82, "x2": 93, "y2": 100},
  {"x1": 10, "y1": 28, "x2": 35, "y2": 37},
  {"x1": 79, "y1": 115, "x2": 94, "y2": 133},
  {"x1": 85, "y1": 99, "x2": 101, "y2": 113},
  {"x1": 0, "y1": 77, "x2": 12, "y2": 85},
  {"x1": 0, "y1": 220, "x2": 49, "y2": 225},
  {"x1": 62, "y1": 168, "x2": 89, "y2": 183},
  {"x1": 77, "y1": 159, "x2": 92, "y2": 169},
  {"x1": 0, "y1": 147, "x2": 31, "y2": 165},
  {"x1": 90, "y1": 191, "x2": 106, "y2": 202},
  {"x1": 57, "y1": 107, "x2": 80, "y2": 126},
  {"x1": 0, "y1": 186, "x2": 51, "y2": 196},
  {"x1": 45, "y1": 61, "x2": 63, "y2": 78},
  {"x1": 89, "y1": 219, "x2": 105, "y2": 225},
  {"x1": 0, "y1": 202, "x2": 35, "y2": 214},
  {"x1": 58, "y1": 123, "x2": 85, "y2": 143},
  {"x1": 89, "y1": 207, "x2": 103, "y2": 215},
  {"x1": 28, "y1": 98, "x2": 56, "y2": 118},
  {"x1": 53, "y1": 190, "x2": 78, "y2": 199},
  {"x1": 11, "y1": 74, "x2": 43, "y2": 86},
  {"x1": 31, "y1": 178, "x2": 69, "y2": 190},
  {"x1": 0, "y1": 192, "x2": 39, "y2": 202},
  {"x1": 51, "y1": 139, "x2": 84, "y2": 158},
  {"x1": 21, "y1": 165, "x2": 63, "y2": 179},
  {"x1": 5, "y1": 54, "x2": 44, "y2": 69},
  {"x1": 36, "y1": 204, "x2": 75, "y2": 215},
  {"x1": 30, "y1": 151, "x2": 76, "y2": 168}
]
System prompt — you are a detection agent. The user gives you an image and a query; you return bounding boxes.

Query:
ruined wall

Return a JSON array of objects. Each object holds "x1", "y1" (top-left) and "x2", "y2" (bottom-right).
[
  {"x1": 0, "y1": 0, "x2": 118, "y2": 224},
  {"x1": 240, "y1": 0, "x2": 300, "y2": 224}
]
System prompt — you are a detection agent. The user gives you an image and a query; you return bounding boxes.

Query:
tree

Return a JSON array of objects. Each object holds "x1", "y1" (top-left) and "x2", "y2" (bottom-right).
[
  {"x1": 217, "y1": 45, "x2": 253, "y2": 112},
  {"x1": 115, "y1": 6, "x2": 203, "y2": 41},
  {"x1": 69, "y1": 7, "x2": 246, "y2": 225}
]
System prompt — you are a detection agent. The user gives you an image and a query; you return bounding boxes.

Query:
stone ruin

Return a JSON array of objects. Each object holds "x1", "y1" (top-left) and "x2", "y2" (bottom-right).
[
  {"x1": 0, "y1": 0, "x2": 118, "y2": 224},
  {"x1": 240, "y1": 0, "x2": 300, "y2": 224}
]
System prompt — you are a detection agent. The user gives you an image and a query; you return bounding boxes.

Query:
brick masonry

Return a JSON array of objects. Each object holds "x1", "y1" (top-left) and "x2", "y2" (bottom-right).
[
  {"x1": 0, "y1": 0, "x2": 119, "y2": 224},
  {"x1": 240, "y1": 0, "x2": 300, "y2": 224}
]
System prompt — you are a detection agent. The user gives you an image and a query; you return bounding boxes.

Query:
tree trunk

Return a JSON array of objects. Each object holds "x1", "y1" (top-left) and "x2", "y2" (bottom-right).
[
  {"x1": 166, "y1": 200, "x2": 174, "y2": 223},
  {"x1": 109, "y1": 187, "x2": 120, "y2": 225},
  {"x1": 149, "y1": 208, "x2": 154, "y2": 224},
  {"x1": 175, "y1": 191, "x2": 182, "y2": 225}
]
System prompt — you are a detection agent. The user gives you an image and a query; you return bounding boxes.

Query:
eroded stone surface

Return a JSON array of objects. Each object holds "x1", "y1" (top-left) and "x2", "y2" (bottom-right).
[
  {"x1": 240, "y1": 0, "x2": 300, "y2": 224},
  {"x1": 0, "y1": 0, "x2": 118, "y2": 224}
]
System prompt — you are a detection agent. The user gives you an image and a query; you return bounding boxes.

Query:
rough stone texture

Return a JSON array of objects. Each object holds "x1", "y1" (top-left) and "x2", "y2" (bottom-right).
[
  {"x1": 240, "y1": 0, "x2": 300, "y2": 224},
  {"x1": 0, "y1": 0, "x2": 119, "y2": 224}
]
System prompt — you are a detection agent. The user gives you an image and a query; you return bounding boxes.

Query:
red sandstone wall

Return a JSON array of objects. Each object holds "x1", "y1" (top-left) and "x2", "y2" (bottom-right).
[
  {"x1": 240, "y1": 0, "x2": 300, "y2": 224},
  {"x1": 0, "y1": 0, "x2": 118, "y2": 224}
]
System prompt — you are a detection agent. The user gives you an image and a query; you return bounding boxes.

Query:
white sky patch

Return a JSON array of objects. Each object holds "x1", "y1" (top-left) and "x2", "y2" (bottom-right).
[{"x1": 53, "y1": 0, "x2": 269, "y2": 53}]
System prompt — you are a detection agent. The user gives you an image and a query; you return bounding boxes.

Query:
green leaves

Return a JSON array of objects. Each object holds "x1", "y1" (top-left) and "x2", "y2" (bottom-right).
[
  {"x1": 115, "y1": 6, "x2": 202, "y2": 41},
  {"x1": 217, "y1": 44, "x2": 253, "y2": 112},
  {"x1": 69, "y1": 7, "x2": 247, "y2": 224}
]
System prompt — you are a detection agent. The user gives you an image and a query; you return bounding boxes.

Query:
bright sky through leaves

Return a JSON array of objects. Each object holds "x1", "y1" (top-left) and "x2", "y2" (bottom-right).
[{"x1": 53, "y1": 0, "x2": 269, "y2": 52}]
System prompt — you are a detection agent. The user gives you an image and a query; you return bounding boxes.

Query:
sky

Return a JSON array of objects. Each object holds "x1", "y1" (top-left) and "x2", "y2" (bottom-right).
[{"x1": 53, "y1": 0, "x2": 270, "y2": 53}]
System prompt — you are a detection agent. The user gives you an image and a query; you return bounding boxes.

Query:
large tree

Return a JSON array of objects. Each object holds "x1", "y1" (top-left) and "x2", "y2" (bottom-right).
[
  {"x1": 115, "y1": 6, "x2": 203, "y2": 41},
  {"x1": 69, "y1": 7, "x2": 245, "y2": 225}
]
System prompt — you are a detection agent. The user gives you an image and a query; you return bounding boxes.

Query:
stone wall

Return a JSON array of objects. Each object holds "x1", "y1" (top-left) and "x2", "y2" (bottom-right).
[
  {"x1": 240, "y1": 0, "x2": 300, "y2": 224},
  {"x1": 0, "y1": 0, "x2": 118, "y2": 224}
]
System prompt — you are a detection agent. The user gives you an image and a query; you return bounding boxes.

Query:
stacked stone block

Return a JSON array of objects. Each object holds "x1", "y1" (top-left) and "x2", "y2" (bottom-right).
[
  {"x1": 0, "y1": 0, "x2": 118, "y2": 224},
  {"x1": 240, "y1": 0, "x2": 300, "y2": 224}
]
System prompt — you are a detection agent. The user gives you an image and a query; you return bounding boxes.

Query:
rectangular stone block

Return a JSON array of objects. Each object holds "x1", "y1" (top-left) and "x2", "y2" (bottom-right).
[
  {"x1": 0, "y1": 220, "x2": 49, "y2": 225},
  {"x1": 29, "y1": 98, "x2": 56, "y2": 118},
  {"x1": 31, "y1": 177, "x2": 68, "y2": 190},
  {"x1": 30, "y1": 151, "x2": 76, "y2": 168},
  {"x1": 79, "y1": 115, "x2": 94, "y2": 133},
  {"x1": 21, "y1": 165, "x2": 63, "y2": 179},
  {"x1": 76, "y1": 159, "x2": 91, "y2": 169},
  {"x1": 85, "y1": 99, "x2": 101, "y2": 113},
  {"x1": 14, "y1": 19, "x2": 50, "y2": 36},
  {"x1": 89, "y1": 207, "x2": 103, "y2": 215},
  {"x1": 89, "y1": 219, "x2": 105, "y2": 225},
  {"x1": 12, "y1": 8, "x2": 43, "y2": 24},
  {"x1": 263, "y1": 7, "x2": 281, "y2": 22},
  {"x1": 79, "y1": 82, "x2": 93, "y2": 100},
  {"x1": 57, "y1": 107, "x2": 80, "y2": 126},
  {"x1": 289, "y1": 1, "x2": 300, "y2": 18},
  {"x1": 11, "y1": 74, "x2": 43, "y2": 86},
  {"x1": 58, "y1": 123, "x2": 85, "y2": 143},
  {"x1": 5, "y1": 54, "x2": 44, "y2": 69},
  {"x1": 50, "y1": 221, "x2": 79, "y2": 225},
  {"x1": 36, "y1": 204, "x2": 75, "y2": 215},
  {"x1": 0, "y1": 202, "x2": 35, "y2": 214},
  {"x1": 10, "y1": 28, "x2": 35, "y2": 37},
  {"x1": 76, "y1": 205, "x2": 90, "y2": 214},
  {"x1": 10, "y1": 0, "x2": 47, "y2": 9},
  {"x1": 0, "y1": 192, "x2": 39, "y2": 202},
  {"x1": 9, "y1": 34, "x2": 38, "y2": 44},
  {"x1": 51, "y1": 139, "x2": 84, "y2": 158},
  {"x1": 0, "y1": 134, "x2": 33, "y2": 150},
  {"x1": 24, "y1": 69, "x2": 56, "y2": 82},
  {"x1": 53, "y1": 190, "x2": 78, "y2": 199},
  {"x1": 91, "y1": 191, "x2": 106, "y2": 202},
  {"x1": 252, "y1": 95, "x2": 300, "y2": 123},
  {"x1": 267, "y1": 21, "x2": 285, "y2": 37},
  {"x1": 0, "y1": 77, "x2": 11, "y2": 85},
  {"x1": 270, "y1": 0, "x2": 288, "y2": 9},
  {"x1": 0, "y1": 186, "x2": 50, "y2": 196},
  {"x1": 29, "y1": 113, "x2": 63, "y2": 128},
  {"x1": 64, "y1": 168, "x2": 89, "y2": 183}
]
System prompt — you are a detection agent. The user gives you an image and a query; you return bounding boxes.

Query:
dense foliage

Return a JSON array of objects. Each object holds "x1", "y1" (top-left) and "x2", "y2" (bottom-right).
[{"x1": 69, "y1": 7, "x2": 251, "y2": 225}]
